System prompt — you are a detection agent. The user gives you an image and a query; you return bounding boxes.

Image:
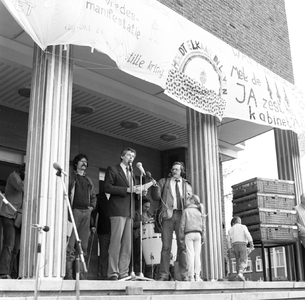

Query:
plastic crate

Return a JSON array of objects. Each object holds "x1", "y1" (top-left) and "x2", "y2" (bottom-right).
[
  {"x1": 248, "y1": 224, "x2": 298, "y2": 242},
  {"x1": 238, "y1": 208, "x2": 297, "y2": 226},
  {"x1": 232, "y1": 177, "x2": 295, "y2": 199},
  {"x1": 232, "y1": 193, "x2": 296, "y2": 214}
]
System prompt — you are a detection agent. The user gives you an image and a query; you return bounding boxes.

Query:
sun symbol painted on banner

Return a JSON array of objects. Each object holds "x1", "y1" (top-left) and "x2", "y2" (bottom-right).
[
  {"x1": 166, "y1": 44, "x2": 227, "y2": 119},
  {"x1": 182, "y1": 54, "x2": 223, "y2": 96}
]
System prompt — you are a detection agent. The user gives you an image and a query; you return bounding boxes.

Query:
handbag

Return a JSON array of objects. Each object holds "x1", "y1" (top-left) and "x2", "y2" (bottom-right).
[{"x1": 13, "y1": 211, "x2": 22, "y2": 228}]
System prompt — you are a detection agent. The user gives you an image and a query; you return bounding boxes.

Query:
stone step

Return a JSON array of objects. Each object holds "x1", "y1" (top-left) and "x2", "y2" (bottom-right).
[{"x1": 1, "y1": 279, "x2": 305, "y2": 300}]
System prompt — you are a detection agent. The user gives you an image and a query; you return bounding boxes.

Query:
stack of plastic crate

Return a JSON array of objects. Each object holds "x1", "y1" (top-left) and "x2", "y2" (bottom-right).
[{"x1": 231, "y1": 177, "x2": 298, "y2": 243}]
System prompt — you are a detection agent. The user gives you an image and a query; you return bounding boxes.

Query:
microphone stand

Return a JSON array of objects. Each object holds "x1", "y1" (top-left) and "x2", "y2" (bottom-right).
[
  {"x1": 123, "y1": 168, "x2": 153, "y2": 281},
  {"x1": 138, "y1": 171, "x2": 145, "y2": 279},
  {"x1": 55, "y1": 169, "x2": 87, "y2": 300},
  {"x1": 33, "y1": 226, "x2": 48, "y2": 300},
  {"x1": 138, "y1": 171, "x2": 154, "y2": 281}
]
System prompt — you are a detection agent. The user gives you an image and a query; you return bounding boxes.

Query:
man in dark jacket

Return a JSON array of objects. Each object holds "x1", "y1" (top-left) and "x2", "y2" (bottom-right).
[
  {"x1": 104, "y1": 147, "x2": 139, "y2": 280},
  {"x1": 65, "y1": 154, "x2": 97, "y2": 280}
]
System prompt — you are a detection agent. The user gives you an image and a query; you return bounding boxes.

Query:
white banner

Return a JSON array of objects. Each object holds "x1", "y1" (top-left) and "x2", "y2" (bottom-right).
[{"x1": 2, "y1": 0, "x2": 304, "y2": 132}]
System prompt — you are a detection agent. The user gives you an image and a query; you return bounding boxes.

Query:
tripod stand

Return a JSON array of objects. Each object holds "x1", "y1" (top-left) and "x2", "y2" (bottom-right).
[{"x1": 55, "y1": 168, "x2": 87, "y2": 300}]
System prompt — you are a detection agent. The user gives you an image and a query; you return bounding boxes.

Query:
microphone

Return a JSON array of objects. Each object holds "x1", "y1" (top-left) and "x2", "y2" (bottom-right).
[
  {"x1": 53, "y1": 162, "x2": 67, "y2": 176},
  {"x1": 136, "y1": 162, "x2": 146, "y2": 175},
  {"x1": 128, "y1": 161, "x2": 133, "y2": 171},
  {"x1": 146, "y1": 171, "x2": 154, "y2": 180},
  {"x1": 32, "y1": 224, "x2": 50, "y2": 232},
  {"x1": 146, "y1": 171, "x2": 157, "y2": 186}
]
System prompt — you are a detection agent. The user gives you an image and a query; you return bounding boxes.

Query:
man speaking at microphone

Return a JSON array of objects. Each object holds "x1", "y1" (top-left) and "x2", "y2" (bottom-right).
[
  {"x1": 104, "y1": 147, "x2": 146, "y2": 280},
  {"x1": 65, "y1": 154, "x2": 96, "y2": 280}
]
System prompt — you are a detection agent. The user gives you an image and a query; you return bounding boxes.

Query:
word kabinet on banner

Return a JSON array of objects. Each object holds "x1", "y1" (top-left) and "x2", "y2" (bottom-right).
[
  {"x1": 2, "y1": 0, "x2": 304, "y2": 134},
  {"x1": 226, "y1": 49, "x2": 305, "y2": 134}
]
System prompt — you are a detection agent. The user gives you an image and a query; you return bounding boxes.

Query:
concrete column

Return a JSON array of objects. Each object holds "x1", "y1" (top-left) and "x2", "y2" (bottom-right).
[
  {"x1": 274, "y1": 129, "x2": 304, "y2": 281},
  {"x1": 187, "y1": 108, "x2": 224, "y2": 280},
  {"x1": 19, "y1": 44, "x2": 73, "y2": 278}
]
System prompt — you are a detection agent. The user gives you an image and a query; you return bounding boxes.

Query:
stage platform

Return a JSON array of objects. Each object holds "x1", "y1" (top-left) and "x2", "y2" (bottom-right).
[{"x1": 1, "y1": 279, "x2": 305, "y2": 300}]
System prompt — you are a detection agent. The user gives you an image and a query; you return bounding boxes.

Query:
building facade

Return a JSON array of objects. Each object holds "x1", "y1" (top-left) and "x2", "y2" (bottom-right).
[{"x1": 0, "y1": 0, "x2": 302, "y2": 281}]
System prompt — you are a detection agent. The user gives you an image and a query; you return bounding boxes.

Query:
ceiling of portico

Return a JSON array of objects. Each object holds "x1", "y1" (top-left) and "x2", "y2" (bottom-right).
[{"x1": 0, "y1": 2, "x2": 272, "y2": 160}]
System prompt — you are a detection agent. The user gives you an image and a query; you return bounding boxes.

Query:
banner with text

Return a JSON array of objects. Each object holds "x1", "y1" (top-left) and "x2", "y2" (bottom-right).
[{"x1": 2, "y1": 0, "x2": 304, "y2": 132}]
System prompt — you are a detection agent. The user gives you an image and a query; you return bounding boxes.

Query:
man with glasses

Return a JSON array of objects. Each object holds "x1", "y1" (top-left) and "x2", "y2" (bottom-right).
[
  {"x1": 65, "y1": 154, "x2": 97, "y2": 280},
  {"x1": 151, "y1": 162, "x2": 192, "y2": 281}
]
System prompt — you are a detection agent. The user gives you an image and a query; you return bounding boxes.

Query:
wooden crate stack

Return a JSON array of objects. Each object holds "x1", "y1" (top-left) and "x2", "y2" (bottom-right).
[{"x1": 231, "y1": 177, "x2": 298, "y2": 243}]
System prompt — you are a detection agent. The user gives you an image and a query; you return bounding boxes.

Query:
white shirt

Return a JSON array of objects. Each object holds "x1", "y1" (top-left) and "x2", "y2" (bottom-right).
[
  {"x1": 227, "y1": 223, "x2": 253, "y2": 248},
  {"x1": 120, "y1": 162, "x2": 129, "y2": 177}
]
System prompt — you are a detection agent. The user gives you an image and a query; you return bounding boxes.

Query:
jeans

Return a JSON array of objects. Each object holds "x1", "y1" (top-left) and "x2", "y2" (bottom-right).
[
  {"x1": 159, "y1": 210, "x2": 187, "y2": 280},
  {"x1": 66, "y1": 209, "x2": 91, "y2": 261},
  {"x1": 185, "y1": 232, "x2": 201, "y2": 279},
  {"x1": 232, "y1": 242, "x2": 248, "y2": 274},
  {"x1": 0, "y1": 216, "x2": 21, "y2": 276}
]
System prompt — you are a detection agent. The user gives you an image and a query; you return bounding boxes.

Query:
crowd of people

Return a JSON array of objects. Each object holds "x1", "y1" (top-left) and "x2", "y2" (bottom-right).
[{"x1": 0, "y1": 147, "x2": 265, "y2": 282}]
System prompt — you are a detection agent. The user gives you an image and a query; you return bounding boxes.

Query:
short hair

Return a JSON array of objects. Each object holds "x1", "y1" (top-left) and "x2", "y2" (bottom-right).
[
  {"x1": 231, "y1": 216, "x2": 241, "y2": 227},
  {"x1": 72, "y1": 153, "x2": 88, "y2": 170},
  {"x1": 120, "y1": 147, "x2": 136, "y2": 160},
  {"x1": 190, "y1": 194, "x2": 200, "y2": 205}
]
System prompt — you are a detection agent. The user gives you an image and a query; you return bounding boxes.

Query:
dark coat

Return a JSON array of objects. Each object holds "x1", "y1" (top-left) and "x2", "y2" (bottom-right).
[{"x1": 104, "y1": 164, "x2": 136, "y2": 217}]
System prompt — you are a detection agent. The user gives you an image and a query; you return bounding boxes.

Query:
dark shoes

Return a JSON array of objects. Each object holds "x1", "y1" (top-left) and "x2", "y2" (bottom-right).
[
  {"x1": 0, "y1": 274, "x2": 11, "y2": 279},
  {"x1": 108, "y1": 276, "x2": 118, "y2": 281}
]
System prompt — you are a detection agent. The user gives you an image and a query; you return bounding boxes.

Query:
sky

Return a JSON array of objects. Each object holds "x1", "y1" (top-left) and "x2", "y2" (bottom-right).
[{"x1": 223, "y1": 1, "x2": 305, "y2": 228}]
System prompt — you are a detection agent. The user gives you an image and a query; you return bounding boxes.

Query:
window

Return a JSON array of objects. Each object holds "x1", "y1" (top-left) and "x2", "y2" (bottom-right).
[
  {"x1": 256, "y1": 256, "x2": 263, "y2": 272},
  {"x1": 99, "y1": 169, "x2": 106, "y2": 181},
  {"x1": 231, "y1": 258, "x2": 237, "y2": 273},
  {"x1": 275, "y1": 248, "x2": 285, "y2": 267},
  {"x1": 244, "y1": 259, "x2": 252, "y2": 273}
]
